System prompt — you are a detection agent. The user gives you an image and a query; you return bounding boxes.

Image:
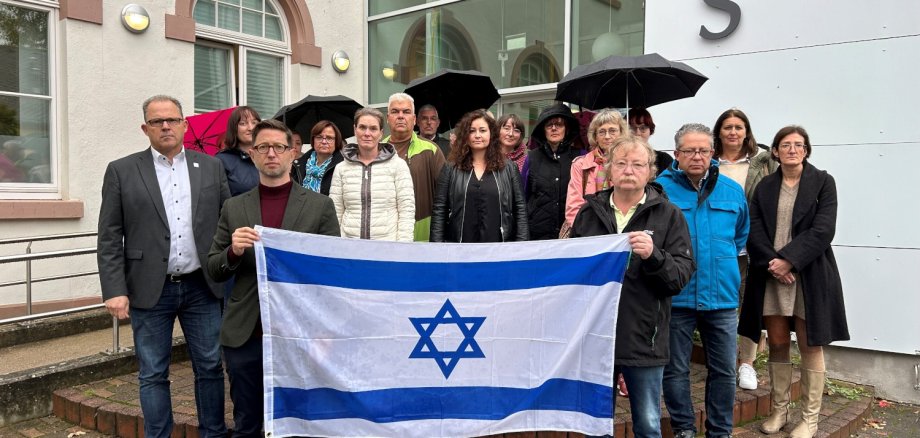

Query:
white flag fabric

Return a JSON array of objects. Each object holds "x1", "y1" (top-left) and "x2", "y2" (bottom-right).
[{"x1": 254, "y1": 227, "x2": 630, "y2": 438}]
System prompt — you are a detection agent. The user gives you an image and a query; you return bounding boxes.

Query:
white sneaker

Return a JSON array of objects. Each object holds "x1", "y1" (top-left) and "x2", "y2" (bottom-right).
[{"x1": 738, "y1": 363, "x2": 758, "y2": 390}]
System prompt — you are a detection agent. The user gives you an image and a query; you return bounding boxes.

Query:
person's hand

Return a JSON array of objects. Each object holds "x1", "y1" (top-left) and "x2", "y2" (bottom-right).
[
  {"x1": 776, "y1": 272, "x2": 796, "y2": 285},
  {"x1": 628, "y1": 231, "x2": 654, "y2": 260},
  {"x1": 768, "y1": 258, "x2": 793, "y2": 277},
  {"x1": 231, "y1": 227, "x2": 260, "y2": 256},
  {"x1": 105, "y1": 296, "x2": 130, "y2": 320}
]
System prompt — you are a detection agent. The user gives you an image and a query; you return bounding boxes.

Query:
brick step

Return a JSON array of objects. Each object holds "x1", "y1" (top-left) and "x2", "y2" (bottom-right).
[{"x1": 52, "y1": 348, "x2": 873, "y2": 438}]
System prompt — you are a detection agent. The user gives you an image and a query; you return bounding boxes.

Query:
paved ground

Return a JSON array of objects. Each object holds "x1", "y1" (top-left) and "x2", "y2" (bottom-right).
[
  {"x1": 0, "y1": 324, "x2": 182, "y2": 375},
  {"x1": 10, "y1": 359, "x2": 895, "y2": 438}
]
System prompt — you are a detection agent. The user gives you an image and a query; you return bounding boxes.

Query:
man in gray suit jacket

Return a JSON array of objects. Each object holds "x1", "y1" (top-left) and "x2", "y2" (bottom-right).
[
  {"x1": 97, "y1": 95, "x2": 230, "y2": 438},
  {"x1": 208, "y1": 119, "x2": 339, "y2": 437}
]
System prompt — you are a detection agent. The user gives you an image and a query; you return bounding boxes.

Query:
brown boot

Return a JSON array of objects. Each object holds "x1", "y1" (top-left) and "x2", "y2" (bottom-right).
[
  {"x1": 760, "y1": 362, "x2": 793, "y2": 434},
  {"x1": 790, "y1": 369, "x2": 826, "y2": 438}
]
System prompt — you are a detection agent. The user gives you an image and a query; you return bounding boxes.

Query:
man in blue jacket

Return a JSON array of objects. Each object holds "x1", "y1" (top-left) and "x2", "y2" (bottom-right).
[{"x1": 658, "y1": 123, "x2": 749, "y2": 438}]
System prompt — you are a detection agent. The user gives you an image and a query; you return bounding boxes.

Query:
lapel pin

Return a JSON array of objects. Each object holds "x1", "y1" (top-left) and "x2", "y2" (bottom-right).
[{"x1": 193, "y1": 162, "x2": 199, "y2": 168}]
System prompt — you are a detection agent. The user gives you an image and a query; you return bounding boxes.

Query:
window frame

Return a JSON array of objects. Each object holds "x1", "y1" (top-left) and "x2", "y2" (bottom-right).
[
  {"x1": 193, "y1": 39, "x2": 237, "y2": 114},
  {"x1": 193, "y1": 0, "x2": 291, "y2": 115},
  {"x1": 0, "y1": 0, "x2": 60, "y2": 199}
]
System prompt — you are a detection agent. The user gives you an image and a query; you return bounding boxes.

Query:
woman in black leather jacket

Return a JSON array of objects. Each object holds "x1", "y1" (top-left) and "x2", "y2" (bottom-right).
[{"x1": 431, "y1": 110, "x2": 528, "y2": 242}]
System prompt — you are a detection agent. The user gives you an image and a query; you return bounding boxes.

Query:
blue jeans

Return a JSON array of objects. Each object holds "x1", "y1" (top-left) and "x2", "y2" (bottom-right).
[
  {"x1": 130, "y1": 271, "x2": 226, "y2": 438},
  {"x1": 663, "y1": 308, "x2": 737, "y2": 437},
  {"x1": 620, "y1": 365, "x2": 665, "y2": 438}
]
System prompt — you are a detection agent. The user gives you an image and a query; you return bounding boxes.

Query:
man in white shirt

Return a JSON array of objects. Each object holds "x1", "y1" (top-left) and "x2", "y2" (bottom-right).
[{"x1": 97, "y1": 95, "x2": 230, "y2": 438}]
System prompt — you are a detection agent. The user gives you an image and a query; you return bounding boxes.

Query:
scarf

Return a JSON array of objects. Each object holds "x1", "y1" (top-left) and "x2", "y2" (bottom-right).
[
  {"x1": 302, "y1": 152, "x2": 331, "y2": 193},
  {"x1": 505, "y1": 142, "x2": 527, "y2": 172},
  {"x1": 592, "y1": 148, "x2": 608, "y2": 192}
]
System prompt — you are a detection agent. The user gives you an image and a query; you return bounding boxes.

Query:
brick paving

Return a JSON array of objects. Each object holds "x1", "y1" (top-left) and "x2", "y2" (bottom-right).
[{"x1": 1, "y1": 359, "x2": 873, "y2": 438}]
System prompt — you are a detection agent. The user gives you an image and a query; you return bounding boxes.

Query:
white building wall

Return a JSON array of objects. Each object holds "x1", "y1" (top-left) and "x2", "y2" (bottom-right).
[
  {"x1": 0, "y1": 0, "x2": 364, "y2": 308},
  {"x1": 646, "y1": 0, "x2": 920, "y2": 402}
]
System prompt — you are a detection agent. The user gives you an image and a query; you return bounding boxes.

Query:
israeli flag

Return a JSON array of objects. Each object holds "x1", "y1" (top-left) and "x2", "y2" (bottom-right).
[{"x1": 255, "y1": 227, "x2": 630, "y2": 438}]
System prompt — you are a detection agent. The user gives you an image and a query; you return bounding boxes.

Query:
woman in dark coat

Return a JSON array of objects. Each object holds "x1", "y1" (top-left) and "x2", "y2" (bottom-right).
[
  {"x1": 430, "y1": 110, "x2": 528, "y2": 243},
  {"x1": 521, "y1": 103, "x2": 583, "y2": 240},
  {"x1": 739, "y1": 125, "x2": 848, "y2": 438},
  {"x1": 291, "y1": 120, "x2": 345, "y2": 196},
  {"x1": 216, "y1": 106, "x2": 261, "y2": 196}
]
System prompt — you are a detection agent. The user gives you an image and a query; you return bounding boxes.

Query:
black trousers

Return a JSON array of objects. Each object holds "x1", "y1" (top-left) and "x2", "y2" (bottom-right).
[{"x1": 224, "y1": 334, "x2": 263, "y2": 438}]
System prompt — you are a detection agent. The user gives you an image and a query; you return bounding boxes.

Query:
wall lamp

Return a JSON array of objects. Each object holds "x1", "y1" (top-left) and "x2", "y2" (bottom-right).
[
  {"x1": 331, "y1": 50, "x2": 350, "y2": 73},
  {"x1": 121, "y1": 4, "x2": 150, "y2": 33},
  {"x1": 381, "y1": 62, "x2": 396, "y2": 81}
]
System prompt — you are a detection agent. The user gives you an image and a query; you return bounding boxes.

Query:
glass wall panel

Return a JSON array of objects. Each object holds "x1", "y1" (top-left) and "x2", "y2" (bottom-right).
[
  {"x1": 498, "y1": 96, "x2": 558, "y2": 142},
  {"x1": 369, "y1": 0, "x2": 443, "y2": 17},
  {"x1": 0, "y1": 95, "x2": 51, "y2": 183},
  {"x1": 571, "y1": 0, "x2": 644, "y2": 69},
  {"x1": 0, "y1": 3, "x2": 52, "y2": 185},
  {"x1": 368, "y1": 0, "x2": 565, "y2": 105}
]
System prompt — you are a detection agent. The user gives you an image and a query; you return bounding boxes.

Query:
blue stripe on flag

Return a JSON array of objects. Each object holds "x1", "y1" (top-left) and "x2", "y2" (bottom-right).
[
  {"x1": 271, "y1": 378, "x2": 613, "y2": 422},
  {"x1": 263, "y1": 247, "x2": 629, "y2": 291}
]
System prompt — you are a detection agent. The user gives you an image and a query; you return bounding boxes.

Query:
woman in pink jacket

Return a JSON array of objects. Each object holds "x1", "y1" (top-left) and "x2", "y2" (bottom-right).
[{"x1": 563, "y1": 108, "x2": 628, "y2": 230}]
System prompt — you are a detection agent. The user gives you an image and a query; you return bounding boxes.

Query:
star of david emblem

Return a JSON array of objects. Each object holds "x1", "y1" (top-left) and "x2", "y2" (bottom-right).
[{"x1": 408, "y1": 299, "x2": 486, "y2": 378}]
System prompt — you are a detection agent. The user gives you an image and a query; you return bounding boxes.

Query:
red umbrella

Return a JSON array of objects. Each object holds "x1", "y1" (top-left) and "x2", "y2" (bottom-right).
[{"x1": 183, "y1": 107, "x2": 236, "y2": 156}]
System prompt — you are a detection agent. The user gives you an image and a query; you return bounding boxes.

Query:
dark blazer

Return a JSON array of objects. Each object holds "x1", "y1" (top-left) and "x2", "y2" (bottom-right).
[
  {"x1": 207, "y1": 183, "x2": 340, "y2": 348},
  {"x1": 290, "y1": 149, "x2": 344, "y2": 196},
  {"x1": 97, "y1": 148, "x2": 230, "y2": 309},
  {"x1": 739, "y1": 162, "x2": 849, "y2": 346}
]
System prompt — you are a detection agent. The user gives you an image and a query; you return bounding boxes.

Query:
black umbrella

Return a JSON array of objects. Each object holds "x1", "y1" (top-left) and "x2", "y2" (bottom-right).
[
  {"x1": 555, "y1": 53, "x2": 708, "y2": 110},
  {"x1": 404, "y1": 69, "x2": 500, "y2": 133},
  {"x1": 272, "y1": 95, "x2": 363, "y2": 139}
]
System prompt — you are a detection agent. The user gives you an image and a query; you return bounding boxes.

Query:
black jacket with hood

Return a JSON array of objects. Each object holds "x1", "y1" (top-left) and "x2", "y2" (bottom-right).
[
  {"x1": 571, "y1": 184, "x2": 696, "y2": 366},
  {"x1": 523, "y1": 104, "x2": 584, "y2": 240}
]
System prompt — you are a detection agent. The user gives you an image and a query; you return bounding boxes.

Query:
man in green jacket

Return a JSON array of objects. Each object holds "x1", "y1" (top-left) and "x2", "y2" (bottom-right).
[
  {"x1": 383, "y1": 92, "x2": 446, "y2": 242},
  {"x1": 208, "y1": 119, "x2": 340, "y2": 437}
]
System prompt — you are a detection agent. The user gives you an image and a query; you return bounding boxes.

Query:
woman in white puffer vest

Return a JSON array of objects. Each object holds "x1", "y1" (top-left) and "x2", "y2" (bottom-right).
[{"x1": 329, "y1": 107, "x2": 415, "y2": 241}]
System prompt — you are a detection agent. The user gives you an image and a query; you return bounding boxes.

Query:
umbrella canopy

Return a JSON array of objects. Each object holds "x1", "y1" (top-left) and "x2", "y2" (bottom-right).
[
  {"x1": 404, "y1": 69, "x2": 500, "y2": 134},
  {"x1": 272, "y1": 95, "x2": 363, "y2": 140},
  {"x1": 555, "y1": 53, "x2": 708, "y2": 110},
  {"x1": 183, "y1": 107, "x2": 236, "y2": 156}
]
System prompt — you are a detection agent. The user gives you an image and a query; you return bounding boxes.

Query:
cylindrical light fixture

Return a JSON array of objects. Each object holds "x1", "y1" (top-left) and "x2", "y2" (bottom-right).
[
  {"x1": 121, "y1": 4, "x2": 150, "y2": 33},
  {"x1": 331, "y1": 50, "x2": 350, "y2": 73}
]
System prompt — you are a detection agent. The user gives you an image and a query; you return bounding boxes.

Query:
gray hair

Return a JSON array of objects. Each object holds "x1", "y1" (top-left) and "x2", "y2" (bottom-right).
[
  {"x1": 587, "y1": 108, "x2": 628, "y2": 150},
  {"x1": 387, "y1": 92, "x2": 415, "y2": 113},
  {"x1": 142, "y1": 95, "x2": 183, "y2": 120},
  {"x1": 417, "y1": 104, "x2": 438, "y2": 115},
  {"x1": 354, "y1": 107, "x2": 385, "y2": 129},
  {"x1": 673, "y1": 123, "x2": 713, "y2": 150},
  {"x1": 605, "y1": 136, "x2": 658, "y2": 176}
]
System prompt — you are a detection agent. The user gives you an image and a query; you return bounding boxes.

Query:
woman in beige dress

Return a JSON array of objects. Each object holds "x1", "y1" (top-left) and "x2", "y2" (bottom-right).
[{"x1": 739, "y1": 125, "x2": 849, "y2": 438}]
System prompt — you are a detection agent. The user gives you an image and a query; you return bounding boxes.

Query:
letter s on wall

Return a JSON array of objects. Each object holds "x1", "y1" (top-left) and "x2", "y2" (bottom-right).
[{"x1": 700, "y1": 0, "x2": 741, "y2": 40}]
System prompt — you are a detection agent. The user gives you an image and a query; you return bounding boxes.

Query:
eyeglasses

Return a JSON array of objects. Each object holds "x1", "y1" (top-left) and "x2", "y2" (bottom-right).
[
  {"x1": 253, "y1": 143, "x2": 292, "y2": 154},
  {"x1": 676, "y1": 149, "x2": 713, "y2": 158},
  {"x1": 545, "y1": 120, "x2": 565, "y2": 129},
  {"x1": 611, "y1": 161, "x2": 650, "y2": 171},
  {"x1": 778, "y1": 142, "x2": 806, "y2": 150},
  {"x1": 314, "y1": 135, "x2": 336, "y2": 144},
  {"x1": 146, "y1": 118, "x2": 184, "y2": 127},
  {"x1": 500, "y1": 126, "x2": 522, "y2": 134},
  {"x1": 630, "y1": 125, "x2": 651, "y2": 133},
  {"x1": 597, "y1": 128, "x2": 620, "y2": 137}
]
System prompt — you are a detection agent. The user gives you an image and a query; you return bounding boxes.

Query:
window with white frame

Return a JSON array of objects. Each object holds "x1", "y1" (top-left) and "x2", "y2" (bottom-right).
[
  {"x1": 0, "y1": 0, "x2": 56, "y2": 194},
  {"x1": 193, "y1": 0, "x2": 288, "y2": 118}
]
